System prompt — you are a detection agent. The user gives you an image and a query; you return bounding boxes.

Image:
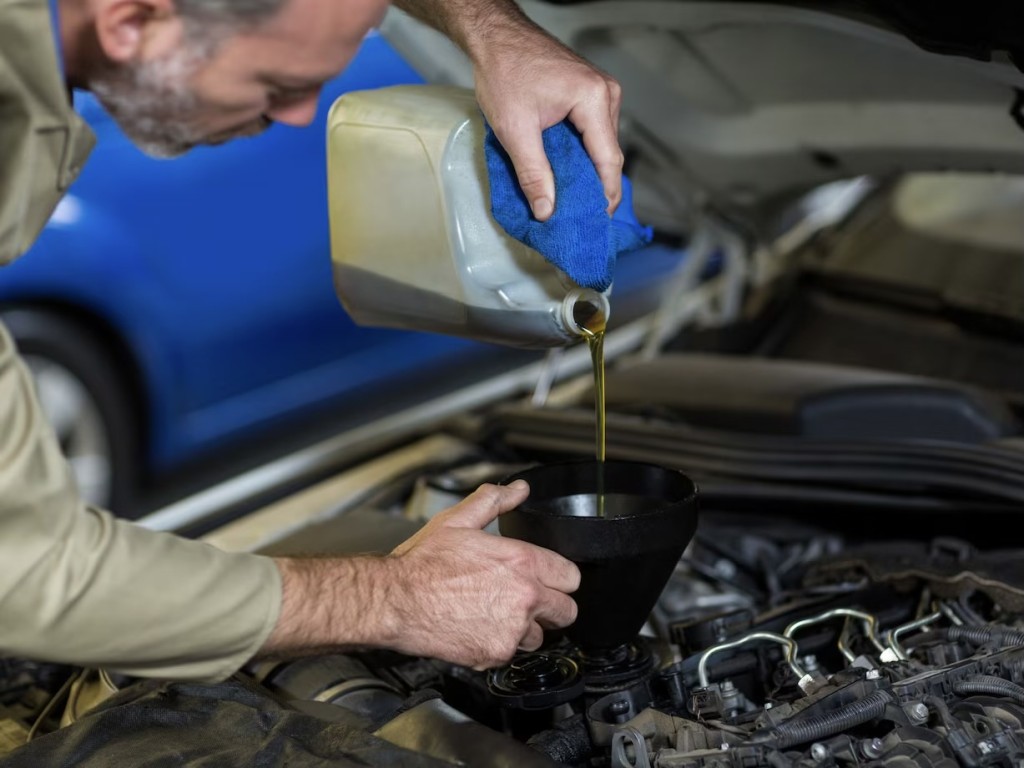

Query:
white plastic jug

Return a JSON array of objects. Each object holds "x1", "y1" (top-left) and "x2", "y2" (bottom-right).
[{"x1": 326, "y1": 85, "x2": 609, "y2": 349}]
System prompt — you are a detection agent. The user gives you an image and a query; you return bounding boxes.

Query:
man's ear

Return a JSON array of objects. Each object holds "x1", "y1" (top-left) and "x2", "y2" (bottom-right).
[{"x1": 94, "y1": 0, "x2": 177, "y2": 63}]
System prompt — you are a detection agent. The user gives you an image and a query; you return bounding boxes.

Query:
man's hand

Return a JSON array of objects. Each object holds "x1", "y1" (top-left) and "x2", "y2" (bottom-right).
[
  {"x1": 473, "y1": 23, "x2": 623, "y2": 223},
  {"x1": 394, "y1": 0, "x2": 624, "y2": 221},
  {"x1": 261, "y1": 482, "x2": 580, "y2": 671},
  {"x1": 386, "y1": 480, "x2": 580, "y2": 669}
]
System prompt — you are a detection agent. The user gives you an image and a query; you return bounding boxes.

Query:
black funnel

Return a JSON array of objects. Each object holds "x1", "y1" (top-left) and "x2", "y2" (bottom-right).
[{"x1": 500, "y1": 460, "x2": 699, "y2": 652}]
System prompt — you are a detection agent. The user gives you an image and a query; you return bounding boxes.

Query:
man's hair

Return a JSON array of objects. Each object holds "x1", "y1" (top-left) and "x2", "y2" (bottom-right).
[{"x1": 174, "y1": 0, "x2": 286, "y2": 27}]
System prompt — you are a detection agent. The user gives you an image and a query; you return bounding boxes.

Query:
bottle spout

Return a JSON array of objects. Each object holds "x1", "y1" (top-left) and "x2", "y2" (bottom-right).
[{"x1": 562, "y1": 289, "x2": 611, "y2": 339}]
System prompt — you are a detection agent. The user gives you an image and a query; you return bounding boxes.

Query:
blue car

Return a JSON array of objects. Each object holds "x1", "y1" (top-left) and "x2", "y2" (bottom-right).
[
  {"x1": 0, "y1": 32, "x2": 684, "y2": 517},
  {"x1": 0, "y1": 34, "x2": 501, "y2": 515}
]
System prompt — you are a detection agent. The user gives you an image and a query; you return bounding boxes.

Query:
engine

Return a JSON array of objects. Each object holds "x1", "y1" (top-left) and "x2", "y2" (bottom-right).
[
  {"x1": 6, "y1": 450, "x2": 1024, "y2": 768},
  {"x1": 250, "y1": 499, "x2": 1024, "y2": 768}
]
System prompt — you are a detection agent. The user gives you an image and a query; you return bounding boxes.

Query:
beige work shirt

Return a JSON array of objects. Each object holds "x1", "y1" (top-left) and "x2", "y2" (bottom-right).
[{"x1": 0, "y1": 0, "x2": 282, "y2": 680}]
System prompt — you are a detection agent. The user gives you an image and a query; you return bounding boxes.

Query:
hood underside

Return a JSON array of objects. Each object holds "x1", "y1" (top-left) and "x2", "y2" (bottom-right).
[{"x1": 383, "y1": 1, "x2": 1024, "y2": 227}]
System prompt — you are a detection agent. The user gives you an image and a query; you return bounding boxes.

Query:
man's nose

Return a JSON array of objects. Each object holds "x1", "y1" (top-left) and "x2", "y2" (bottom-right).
[{"x1": 265, "y1": 93, "x2": 320, "y2": 127}]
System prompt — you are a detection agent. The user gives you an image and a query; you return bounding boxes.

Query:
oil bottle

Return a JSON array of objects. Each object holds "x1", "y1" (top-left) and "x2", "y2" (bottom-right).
[{"x1": 326, "y1": 85, "x2": 610, "y2": 349}]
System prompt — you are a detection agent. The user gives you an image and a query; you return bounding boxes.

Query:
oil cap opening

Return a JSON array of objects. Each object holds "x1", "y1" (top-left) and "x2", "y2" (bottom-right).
[{"x1": 562, "y1": 289, "x2": 611, "y2": 338}]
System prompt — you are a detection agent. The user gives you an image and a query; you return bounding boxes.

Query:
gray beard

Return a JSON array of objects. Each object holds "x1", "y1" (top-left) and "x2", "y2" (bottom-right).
[
  {"x1": 89, "y1": 44, "x2": 208, "y2": 158},
  {"x1": 88, "y1": 41, "x2": 271, "y2": 158}
]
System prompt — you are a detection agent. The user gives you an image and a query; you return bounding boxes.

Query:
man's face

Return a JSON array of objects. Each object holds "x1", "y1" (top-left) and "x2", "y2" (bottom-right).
[{"x1": 90, "y1": 0, "x2": 389, "y2": 157}]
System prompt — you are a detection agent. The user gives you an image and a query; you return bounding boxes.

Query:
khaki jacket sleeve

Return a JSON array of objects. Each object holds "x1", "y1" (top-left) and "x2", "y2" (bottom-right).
[{"x1": 0, "y1": 321, "x2": 282, "y2": 681}]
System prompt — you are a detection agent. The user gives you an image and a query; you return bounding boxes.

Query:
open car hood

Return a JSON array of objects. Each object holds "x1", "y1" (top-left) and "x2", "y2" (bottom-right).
[{"x1": 383, "y1": 1, "x2": 1024, "y2": 230}]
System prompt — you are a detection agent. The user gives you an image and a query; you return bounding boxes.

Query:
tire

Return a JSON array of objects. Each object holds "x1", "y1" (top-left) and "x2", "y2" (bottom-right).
[{"x1": 0, "y1": 308, "x2": 141, "y2": 516}]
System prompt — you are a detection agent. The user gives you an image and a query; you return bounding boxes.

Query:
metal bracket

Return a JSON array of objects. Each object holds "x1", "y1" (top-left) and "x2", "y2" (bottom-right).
[{"x1": 611, "y1": 727, "x2": 652, "y2": 768}]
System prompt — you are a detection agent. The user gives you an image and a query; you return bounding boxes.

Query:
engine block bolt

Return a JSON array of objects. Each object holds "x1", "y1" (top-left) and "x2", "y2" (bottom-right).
[
  {"x1": 910, "y1": 702, "x2": 929, "y2": 723},
  {"x1": 860, "y1": 738, "x2": 885, "y2": 759},
  {"x1": 810, "y1": 743, "x2": 829, "y2": 761},
  {"x1": 607, "y1": 699, "x2": 631, "y2": 723}
]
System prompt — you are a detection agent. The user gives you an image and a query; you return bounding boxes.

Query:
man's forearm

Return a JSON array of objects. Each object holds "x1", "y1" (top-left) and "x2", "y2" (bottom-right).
[
  {"x1": 392, "y1": 0, "x2": 541, "y2": 62},
  {"x1": 261, "y1": 556, "x2": 399, "y2": 656}
]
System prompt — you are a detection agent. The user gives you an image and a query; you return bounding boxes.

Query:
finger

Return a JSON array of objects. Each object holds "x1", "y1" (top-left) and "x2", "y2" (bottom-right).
[
  {"x1": 568, "y1": 97, "x2": 624, "y2": 216},
  {"x1": 535, "y1": 589, "x2": 578, "y2": 630},
  {"x1": 439, "y1": 481, "x2": 529, "y2": 530},
  {"x1": 518, "y1": 621, "x2": 545, "y2": 652},
  {"x1": 609, "y1": 77, "x2": 623, "y2": 139},
  {"x1": 607, "y1": 80, "x2": 623, "y2": 216},
  {"x1": 494, "y1": 119, "x2": 557, "y2": 221},
  {"x1": 535, "y1": 549, "x2": 581, "y2": 594}
]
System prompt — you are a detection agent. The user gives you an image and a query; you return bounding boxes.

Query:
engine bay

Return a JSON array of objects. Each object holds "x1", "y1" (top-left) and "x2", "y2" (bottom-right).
[
  {"x1": 6, "y1": 336, "x2": 1024, "y2": 767},
  {"x1": 249, "y1": 483, "x2": 1024, "y2": 768},
  {"x1": 240, "y1": 341, "x2": 1024, "y2": 767}
]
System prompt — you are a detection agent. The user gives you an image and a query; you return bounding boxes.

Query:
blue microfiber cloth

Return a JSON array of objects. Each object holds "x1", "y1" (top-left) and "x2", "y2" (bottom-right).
[{"x1": 484, "y1": 120, "x2": 653, "y2": 292}]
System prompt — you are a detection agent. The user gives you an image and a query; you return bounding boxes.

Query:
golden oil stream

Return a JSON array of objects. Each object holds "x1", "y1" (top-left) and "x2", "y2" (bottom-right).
[{"x1": 578, "y1": 312, "x2": 607, "y2": 517}]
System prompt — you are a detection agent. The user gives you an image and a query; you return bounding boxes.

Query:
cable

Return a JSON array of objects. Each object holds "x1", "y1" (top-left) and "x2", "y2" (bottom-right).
[
  {"x1": 952, "y1": 675, "x2": 1024, "y2": 706},
  {"x1": 948, "y1": 625, "x2": 1024, "y2": 649},
  {"x1": 748, "y1": 690, "x2": 893, "y2": 750}
]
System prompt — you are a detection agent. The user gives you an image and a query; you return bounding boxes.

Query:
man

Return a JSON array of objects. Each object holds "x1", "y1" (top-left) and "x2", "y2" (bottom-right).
[{"x1": 0, "y1": 0, "x2": 624, "y2": 680}]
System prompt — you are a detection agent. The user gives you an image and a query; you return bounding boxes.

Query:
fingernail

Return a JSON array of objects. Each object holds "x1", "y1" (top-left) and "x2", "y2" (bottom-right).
[
  {"x1": 532, "y1": 197, "x2": 553, "y2": 220},
  {"x1": 508, "y1": 479, "x2": 528, "y2": 491}
]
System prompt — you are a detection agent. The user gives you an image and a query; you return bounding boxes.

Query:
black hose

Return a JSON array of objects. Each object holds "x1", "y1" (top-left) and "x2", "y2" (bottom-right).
[
  {"x1": 948, "y1": 625, "x2": 1024, "y2": 649},
  {"x1": 904, "y1": 625, "x2": 1024, "y2": 651},
  {"x1": 948, "y1": 626, "x2": 997, "y2": 645},
  {"x1": 527, "y1": 715, "x2": 591, "y2": 765},
  {"x1": 952, "y1": 675, "x2": 1024, "y2": 706},
  {"x1": 748, "y1": 690, "x2": 894, "y2": 750}
]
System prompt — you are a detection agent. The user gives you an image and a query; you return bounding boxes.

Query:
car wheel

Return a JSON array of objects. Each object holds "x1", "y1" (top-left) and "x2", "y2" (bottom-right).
[{"x1": 0, "y1": 309, "x2": 140, "y2": 515}]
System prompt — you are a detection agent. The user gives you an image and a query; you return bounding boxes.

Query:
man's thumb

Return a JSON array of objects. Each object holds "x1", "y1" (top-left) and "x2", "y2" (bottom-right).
[{"x1": 443, "y1": 481, "x2": 530, "y2": 530}]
